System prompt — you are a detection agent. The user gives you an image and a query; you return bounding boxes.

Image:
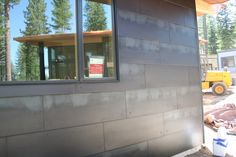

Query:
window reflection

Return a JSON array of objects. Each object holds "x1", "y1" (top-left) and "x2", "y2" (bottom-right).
[
  {"x1": 0, "y1": 0, "x2": 76, "y2": 81},
  {"x1": 0, "y1": 0, "x2": 116, "y2": 82},
  {"x1": 82, "y1": 0, "x2": 115, "y2": 79}
]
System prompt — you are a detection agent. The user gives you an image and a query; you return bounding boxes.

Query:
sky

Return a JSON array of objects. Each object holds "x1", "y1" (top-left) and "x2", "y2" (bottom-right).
[{"x1": 9, "y1": 0, "x2": 112, "y2": 66}]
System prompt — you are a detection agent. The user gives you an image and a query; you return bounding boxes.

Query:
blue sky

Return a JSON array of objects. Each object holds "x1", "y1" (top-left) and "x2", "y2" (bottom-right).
[{"x1": 10, "y1": 0, "x2": 112, "y2": 66}]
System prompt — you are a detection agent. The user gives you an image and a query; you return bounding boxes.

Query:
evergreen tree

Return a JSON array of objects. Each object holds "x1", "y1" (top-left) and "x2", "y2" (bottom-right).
[
  {"x1": 51, "y1": 0, "x2": 72, "y2": 33},
  {"x1": 16, "y1": 0, "x2": 49, "y2": 80},
  {"x1": 16, "y1": 44, "x2": 26, "y2": 80},
  {"x1": 84, "y1": 0, "x2": 107, "y2": 31},
  {"x1": 232, "y1": 2, "x2": 236, "y2": 47},
  {"x1": 217, "y1": 4, "x2": 235, "y2": 50},
  {"x1": 3, "y1": 0, "x2": 20, "y2": 81},
  {"x1": 0, "y1": 0, "x2": 4, "y2": 36},
  {"x1": 197, "y1": 16, "x2": 204, "y2": 39},
  {"x1": 22, "y1": 0, "x2": 49, "y2": 36},
  {"x1": 0, "y1": 0, "x2": 6, "y2": 80},
  {"x1": 208, "y1": 16, "x2": 218, "y2": 54}
]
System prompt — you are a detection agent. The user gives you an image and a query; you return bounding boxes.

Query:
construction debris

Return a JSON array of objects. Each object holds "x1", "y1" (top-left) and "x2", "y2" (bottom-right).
[{"x1": 204, "y1": 103, "x2": 236, "y2": 135}]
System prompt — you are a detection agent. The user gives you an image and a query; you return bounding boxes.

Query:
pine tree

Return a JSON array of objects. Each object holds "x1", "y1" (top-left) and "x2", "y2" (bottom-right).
[
  {"x1": 51, "y1": 0, "x2": 72, "y2": 33},
  {"x1": 84, "y1": 0, "x2": 107, "y2": 31},
  {"x1": 208, "y1": 16, "x2": 218, "y2": 54},
  {"x1": 0, "y1": 1, "x2": 4, "y2": 36},
  {"x1": 22, "y1": 0, "x2": 49, "y2": 36},
  {"x1": 197, "y1": 16, "x2": 204, "y2": 39},
  {"x1": 0, "y1": 0, "x2": 6, "y2": 80},
  {"x1": 217, "y1": 4, "x2": 235, "y2": 50},
  {"x1": 16, "y1": 44, "x2": 26, "y2": 80},
  {"x1": 3, "y1": 0, "x2": 20, "y2": 81},
  {"x1": 232, "y1": 2, "x2": 236, "y2": 47},
  {"x1": 16, "y1": 0, "x2": 49, "y2": 80}
]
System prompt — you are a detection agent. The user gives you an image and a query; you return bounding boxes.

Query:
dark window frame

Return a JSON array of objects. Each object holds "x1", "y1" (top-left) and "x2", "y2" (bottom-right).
[{"x1": 0, "y1": 0, "x2": 119, "y2": 86}]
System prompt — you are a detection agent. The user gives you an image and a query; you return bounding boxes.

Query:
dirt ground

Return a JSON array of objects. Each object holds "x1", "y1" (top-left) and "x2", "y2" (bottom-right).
[
  {"x1": 202, "y1": 88, "x2": 233, "y2": 106},
  {"x1": 186, "y1": 146, "x2": 233, "y2": 157},
  {"x1": 186, "y1": 87, "x2": 236, "y2": 157}
]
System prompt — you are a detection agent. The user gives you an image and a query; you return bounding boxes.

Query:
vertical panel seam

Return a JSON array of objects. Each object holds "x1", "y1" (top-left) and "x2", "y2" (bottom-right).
[
  {"x1": 176, "y1": 87, "x2": 180, "y2": 109},
  {"x1": 5, "y1": 137, "x2": 8, "y2": 157},
  {"x1": 162, "y1": 112, "x2": 166, "y2": 136},
  {"x1": 102, "y1": 122, "x2": 106, "y2": 152},
  {"x1": 168, "y1": 22, "x2": 171, "y2": 45},
  {"x1": 144, "y1": 64, "x2": 147, "y2": 88},
  {"x1": 144, "y1": 141, "x2": 148, "y2": 157},
  {"x1": 124, "y1": 90, "x2": 128, "y2": 119},
  {"x1": 41, "y1": 96, "x2": 45, "y2": 131},
  {"x1": 147, "y1": 139, "x2": 150, "y2": 157}
]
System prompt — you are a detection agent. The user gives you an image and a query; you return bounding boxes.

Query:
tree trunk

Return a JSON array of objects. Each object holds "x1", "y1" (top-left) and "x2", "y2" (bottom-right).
[{"x1": 4, "y1": 0, "x2": 11, "y2": 81}]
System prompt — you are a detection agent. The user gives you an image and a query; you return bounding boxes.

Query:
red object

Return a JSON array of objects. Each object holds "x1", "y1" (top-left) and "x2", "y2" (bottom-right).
[{"x1": 90, "y1": 64, "x2": 104, "y2": 74}]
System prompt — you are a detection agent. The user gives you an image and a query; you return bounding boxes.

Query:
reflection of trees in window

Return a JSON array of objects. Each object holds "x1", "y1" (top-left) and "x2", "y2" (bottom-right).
[
  {"x1": 48, "y1": 46, "x2": 76, "y2": 80},
  {"x1": 1, "y1": 0, "x2": 20, "y2": 81},
  {"x1": 0, "y1": 1, "x2": 6, "y2": 81},
  {"x1": 84, "y1": 0, "x2": 107, "y2": 31},
  {"x1": 83, "y1": 0, "x2": 115, "y2": 79},
  {"x1": 51, "y1": 0, "x2": 72, "y2": 33},
  {"x1": 16, "y1": 0, "x2": 49, "y2": 81}
]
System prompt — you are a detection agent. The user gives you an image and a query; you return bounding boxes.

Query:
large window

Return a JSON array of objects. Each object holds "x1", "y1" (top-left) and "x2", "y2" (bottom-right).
[
  {"x1": 221, "y1": 56, "x2": 235, "y2": 68},
  {"x1": 82, "y1": 0, "x2": 116, "y2": 79},
  {"x1": 0, "y1": 0, "x2": 116, "y2": 83}
]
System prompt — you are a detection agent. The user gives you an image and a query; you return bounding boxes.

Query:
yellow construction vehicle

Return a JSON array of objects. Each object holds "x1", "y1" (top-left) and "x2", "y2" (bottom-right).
[{"x1": 202, "y1": 71, "x2": 232, "y2": 95}]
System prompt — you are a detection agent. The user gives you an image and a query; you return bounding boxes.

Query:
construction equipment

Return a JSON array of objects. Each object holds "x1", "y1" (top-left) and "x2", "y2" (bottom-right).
[
  {"x1": 199, "y1": 25, "x2": 231, "y2": 95},
  {"x1": 202, "y1": 71, "x2": 232, "y2": 95}
]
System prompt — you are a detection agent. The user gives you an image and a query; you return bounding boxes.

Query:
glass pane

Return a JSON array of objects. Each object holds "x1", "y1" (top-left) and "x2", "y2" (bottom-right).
[
  {"x1": 222, "y1": 57, "x2": 235, "y2": 68},
  {"x1": 0, "y1": 0, "x2": 77, "y2": 81},
  {"x1": 82, "y1": 0, "x2": 116, "y2": 79}
]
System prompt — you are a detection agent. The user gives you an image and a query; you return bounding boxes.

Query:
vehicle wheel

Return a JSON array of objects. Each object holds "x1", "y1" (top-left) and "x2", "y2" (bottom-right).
[{"x1": 212, "y1": 82, "x2": 226, "y2": 95}]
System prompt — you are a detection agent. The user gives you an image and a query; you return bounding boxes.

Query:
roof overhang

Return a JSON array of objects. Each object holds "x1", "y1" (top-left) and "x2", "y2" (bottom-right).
[
  {"x1": 196, "y1": 0, "x2": 229, "y2": 16},
  {"x1": 14, "y1": 30, "x2": 112, "y2": 47}
]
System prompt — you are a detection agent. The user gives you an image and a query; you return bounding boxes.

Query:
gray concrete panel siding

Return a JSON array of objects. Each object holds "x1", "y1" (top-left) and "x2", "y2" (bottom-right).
[
  {"x1": 163, "y1": 107, "x2": 202, "y2": 135},
  {"x1": 0, "y1": 0, "x2": 203, "y2": 156},
  {"x1": 0, "y1": 83, "x2": 76, "y2": 98},
  {"x1": 188, "y1": 67, "x2": 202, "y2": 85},
  {"x1": 0, "y1": 138, "x2": 6, "y2": 157},
  {"x1": 0, "y1": 97, "x2": 43, "y2": 137},
  {"x1": 44, "y1": 92, "x2": 126, "y2": 130},
  {"x1": 160, "y1": 43, "x2": 199, "y2": 66},
  {"x1": 170, "y1": 24, "x2": 197, "y2": 48},
  {"x1": 145, "y1": 65, "x2": 189, "y2": 88},
  {"x1": 126, "y1": 87, "x2": 177, "y2": 117},
  {"x1": 89, "y1": 142, "x2": 148, "y2": 157},
  {"x1": 177, "y1": 86, "x2": 202, "y2": 108},
  {"x1": 7, "y1": 124, "x2": 104, "y2": 157},
  {"x1": 148, "y1": 130, "x2": 199, "y2": 157},
  {"x1": 104, "y1": 114, "x2": 163, "y2": 150}
]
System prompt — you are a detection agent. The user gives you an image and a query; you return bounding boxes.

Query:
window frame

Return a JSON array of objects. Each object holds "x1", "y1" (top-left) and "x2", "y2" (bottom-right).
[
  {"x1": 78, "y1": 0, "x2": 119, "y2": 83},
  {"x1": 0, "y1": 0, "x2": 119, "y2": 86},
  {"x1": 221, "y1": 56, "x2": 235, "y2": 68}
]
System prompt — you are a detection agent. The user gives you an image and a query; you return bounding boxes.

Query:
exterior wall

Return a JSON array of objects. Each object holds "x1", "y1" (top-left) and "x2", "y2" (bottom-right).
[{"x1": 0, "y1": 0, "x2": 203, "y2": 157}]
